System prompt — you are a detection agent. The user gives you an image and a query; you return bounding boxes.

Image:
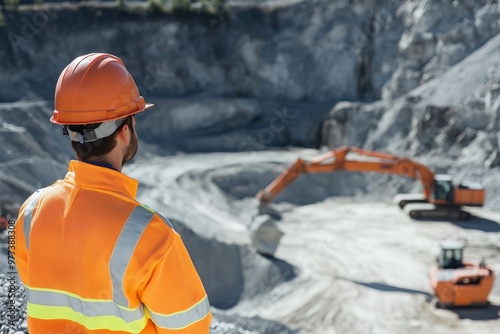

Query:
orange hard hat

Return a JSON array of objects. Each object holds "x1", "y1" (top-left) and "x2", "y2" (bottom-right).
[{"x1": 51, "y1": 53, "x2": 153, "y2": 125}]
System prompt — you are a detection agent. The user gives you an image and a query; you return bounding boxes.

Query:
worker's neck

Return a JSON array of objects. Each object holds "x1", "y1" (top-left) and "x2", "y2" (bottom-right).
[{"x1": 83, "y1": 155, "x2": 122, "y2": 172}]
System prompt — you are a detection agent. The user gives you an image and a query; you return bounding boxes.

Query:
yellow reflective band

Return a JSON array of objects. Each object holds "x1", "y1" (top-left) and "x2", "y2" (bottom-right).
[
  {"x1": 147, "y1": 295, "x2": 211, "y2": 330},
  {"x1": 28, "y1": 304, "x2": 147, "y2": 332},
  {"x1": 27, "y1": 287, "x2": 148, "y2": 332},
  {"x1": 140, "y1": 204, "x2": 156, "y2": 213}
]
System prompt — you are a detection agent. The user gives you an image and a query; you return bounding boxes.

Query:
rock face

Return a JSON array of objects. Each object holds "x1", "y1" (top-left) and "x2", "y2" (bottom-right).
[
  {"x1": 139, "y1": 97, "x2": 331, "y2": 151},
  {"x1": 321, "y1": 31, "x2": 500, "y2": 211},
  {"x1": 1, "y1": 1, "x2": 498, "y2": 102},
  {"x1": 0, "y1": 4, "x2": 495, "y2": 110},
  {"x1": 0, "y1": 101, "x2": 71, "y2": 207},
  {"x1": 323, "y1": 30, "x2": 500, "y2": 158},
  {"x1": 0, "y1": 0, "x2": 498, "y2": 208},
  {"x1": 0, "y1": 1, "x2": 372, "y2": 102},
  {"x1": 0, "y1": 1, "x2": 498, "y2": 156},
  {"x1": 382, "y1": 0, "x2": 500, "y2": 99},
  {"x1": 0, "y1": 1, "x2": 498, "y2": 200}
]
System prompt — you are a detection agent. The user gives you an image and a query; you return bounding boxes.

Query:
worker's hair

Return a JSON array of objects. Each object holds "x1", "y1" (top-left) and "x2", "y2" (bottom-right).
[{"x1": 69, "y1": 116, "x2": 134, "y2": 160}]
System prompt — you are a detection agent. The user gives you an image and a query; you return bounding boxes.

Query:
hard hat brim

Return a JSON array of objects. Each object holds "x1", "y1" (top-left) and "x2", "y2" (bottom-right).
[{"x1": 51, "y1": 101, "x2": 155, "y2": 125}]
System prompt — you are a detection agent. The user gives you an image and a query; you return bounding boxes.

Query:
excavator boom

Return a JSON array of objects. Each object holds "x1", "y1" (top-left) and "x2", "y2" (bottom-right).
[
  {"x1": 256, "y1": 146, "x2": 485, "y2": 219},
  {"x1": 257, "y1": 146, "x2": 435, "y2": 203}
]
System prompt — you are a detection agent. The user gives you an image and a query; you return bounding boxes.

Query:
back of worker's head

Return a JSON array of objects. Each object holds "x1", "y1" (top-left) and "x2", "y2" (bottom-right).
[
  {"x1": 66, "y1": 116, "x2": 134, "y2": 160},
  {"x1": 51, "y1": 53, "x2": 153, "y2": 159}
]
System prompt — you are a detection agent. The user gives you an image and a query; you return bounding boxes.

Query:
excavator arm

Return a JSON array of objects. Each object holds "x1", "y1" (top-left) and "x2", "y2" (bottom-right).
[{"x1": 256, "y1": 146, "x2": 436, "y2": 204}]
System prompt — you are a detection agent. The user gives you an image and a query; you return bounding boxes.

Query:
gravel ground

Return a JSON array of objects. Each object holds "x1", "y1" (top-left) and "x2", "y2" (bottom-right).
[
  {"x1": 127, "y1": 152, "x2": 500, "y2": 333},
  {"x1": 0, "y1": 275, "x2": 27, "y2": 334}
]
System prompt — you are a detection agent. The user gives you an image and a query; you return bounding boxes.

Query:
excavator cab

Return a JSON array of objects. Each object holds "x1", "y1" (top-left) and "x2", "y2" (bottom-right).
[
  {"x1": 438, "y1": 241, "x2": 464, "y2": 269},
  {"x1": 432, "y1": 174, "x2": 485, "y2": 208},
  {"x1": 432, "y1": 175, "x2": 454, "y2": 203}
]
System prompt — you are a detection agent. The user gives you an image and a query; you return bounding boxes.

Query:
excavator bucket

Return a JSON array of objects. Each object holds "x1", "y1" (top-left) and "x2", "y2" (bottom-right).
[{"x1": 249, "y1": 214, "x2": 284, "y2": 256}]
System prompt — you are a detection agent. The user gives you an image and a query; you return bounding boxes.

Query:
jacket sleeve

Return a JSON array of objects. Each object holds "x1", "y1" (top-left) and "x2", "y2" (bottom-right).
[
  {"x1": 138, "y1": 224, "x2": 212, "y2": 333},
  {"x1": 13, "y1": 195, "x2": 35, "y2": 284}
]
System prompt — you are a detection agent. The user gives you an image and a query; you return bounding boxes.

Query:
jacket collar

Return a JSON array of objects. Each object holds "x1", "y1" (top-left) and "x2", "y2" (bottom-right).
[
  {"x1": 64, "y1": 160, "x2": 138, "y2": 199},
  {"x1": 82, "y1": 159, "x2": 118, "y2": 171}
]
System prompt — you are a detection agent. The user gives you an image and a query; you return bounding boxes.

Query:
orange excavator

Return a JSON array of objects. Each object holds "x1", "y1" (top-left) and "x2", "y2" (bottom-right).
[
  {"x1": 0, "y1": 200, "x2": 15, "y2": 233},
  {"x1": 430, "y1": 241, "x2": 495, "y2": 307},
  {"x1": 0, "y1": 215, "x2": 7, "y2": 233},
  {"x1": 256, "y1": 146, "x2": 486, "y2": 219}
]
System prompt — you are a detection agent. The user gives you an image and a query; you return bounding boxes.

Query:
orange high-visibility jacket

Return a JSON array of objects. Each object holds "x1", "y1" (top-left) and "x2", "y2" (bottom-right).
[{"x1": 14, "y1": 160, "x2": 212, "y2": 333}]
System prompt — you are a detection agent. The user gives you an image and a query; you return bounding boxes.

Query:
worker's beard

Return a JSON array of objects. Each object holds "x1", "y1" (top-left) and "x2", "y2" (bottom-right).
[{"x1": 122, "y1": 132, "x2": 138, "y2": 166}]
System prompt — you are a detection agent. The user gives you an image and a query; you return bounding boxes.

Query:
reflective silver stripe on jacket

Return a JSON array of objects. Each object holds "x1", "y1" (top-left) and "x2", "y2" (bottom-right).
[
  {"x1": 22, "y1": 188, "x2": 48, "y2": 251},
  {"x1": 27, "y1": 288, "x2": 145, "y2": 322},
  {"x1": 109, "y1": 205, "x2": 154, "y2": 307},
  {"x1": 148, "y1": 295, "x2": 211, "y2": 330}
]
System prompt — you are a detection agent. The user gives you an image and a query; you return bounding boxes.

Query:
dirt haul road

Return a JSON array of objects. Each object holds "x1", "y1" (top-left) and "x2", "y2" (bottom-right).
[{"x1": 125, "y1": 151, "x2": 500, "y2": 334}]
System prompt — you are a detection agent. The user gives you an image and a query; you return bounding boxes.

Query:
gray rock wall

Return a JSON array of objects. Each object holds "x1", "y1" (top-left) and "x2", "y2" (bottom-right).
[
  {"x1": 1, "y1": 0, "x2": 499, "y2": 208},
  {"x1": 0, "y1": 2, "x2": 373, "y2": 102},
  {"x1": 2, "y1": 1, "x2": 497, "y2": 103},
  {"x1": 320, "y1": 31, "x2": 500, "y2": 211}
]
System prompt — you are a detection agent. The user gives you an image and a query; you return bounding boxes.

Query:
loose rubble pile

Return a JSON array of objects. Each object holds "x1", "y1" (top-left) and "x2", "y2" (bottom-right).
[{"x1": 0, "y1": 275, "x2": 27, "y2": 334}]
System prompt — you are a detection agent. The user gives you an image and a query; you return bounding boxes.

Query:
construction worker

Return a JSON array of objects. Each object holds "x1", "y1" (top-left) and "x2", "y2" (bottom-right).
[{"x1": 14, "y1": 53, "x2": 212, "y2": 333}]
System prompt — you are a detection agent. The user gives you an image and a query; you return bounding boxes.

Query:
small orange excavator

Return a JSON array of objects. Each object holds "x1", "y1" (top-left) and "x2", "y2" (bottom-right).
[
  {"x1": 430, "y1": 241, "x2": 495, "y2": 307},
  {"x1": 0, "y1": 200, "x2": 15, "y2": 233},
  {"x1": 0, "y1": 215, "x2": 7, "y2": 233},
  {"x1": 1, "y1": 201, "x2": 9, "y2": 232},
  {"x1": 256, "y1": 146, "x2": 485, "y2": 219}
]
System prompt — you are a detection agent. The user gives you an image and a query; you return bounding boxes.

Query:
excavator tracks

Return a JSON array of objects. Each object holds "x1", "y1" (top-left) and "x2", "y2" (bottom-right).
[
  {"x1": 393, "y1": 194, "x2": 428, "y2": 209},
  {"x1": 402, "y1": 203, "x2": 471, "y2": 220}
]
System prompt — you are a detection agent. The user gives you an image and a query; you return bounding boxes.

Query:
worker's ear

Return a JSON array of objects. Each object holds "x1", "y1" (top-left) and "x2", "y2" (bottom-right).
[{"x1": 116, "y1": 123, "x2": 131, "y2": 144}]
